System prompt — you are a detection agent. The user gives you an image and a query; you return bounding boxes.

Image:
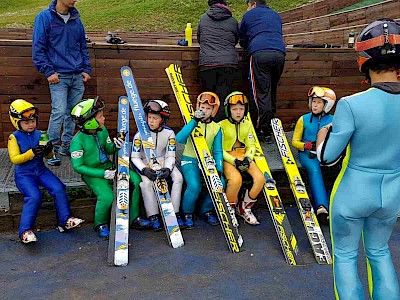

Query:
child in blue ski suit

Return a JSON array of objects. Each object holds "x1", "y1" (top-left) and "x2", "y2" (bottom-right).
[
  {"x1": 292, "y1": 86, "x2": 336, "y2": 225},
  {"x1": 176, "y1": 92, "x2": 222, "y2": 228},
  {"x1": 317, "y1": 19, "x2": 400, "y2": 300},
  {"x1": 8, "y1": 99, "x2": 84, "y2": 243}
]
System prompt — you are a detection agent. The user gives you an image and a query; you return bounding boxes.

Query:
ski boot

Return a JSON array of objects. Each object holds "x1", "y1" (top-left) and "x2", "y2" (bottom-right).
[
  {"x1": 203, "y1": 211, "x2": 219, "y2": 226},
  {"x1": 236, "y1": 191, "x2": 260, "y2": 225},
  {"x1": 183, "y1": 213, "x2": 194, "y2": 230},
  {"x1": 95, "y1": 224, "x2": 110, "y2": 240},
  {"x1": 131, "y1": 217, "x2": 152, "y2": 229},
  {"x1": 316, "y1": 206, "x2": 329, "y2": 225},
  {"x1": 149, "y1": 214, "x2": 162, "y2": 232},
  {"x1": 58, "y1": 217, "x2": 85, "y2": 232},
  {"x1": 20, "y1": 230, "x2": 38, "y2": 244},
  {"x1": 175, "y1": 213, "x2": 185, "y2": 229}
]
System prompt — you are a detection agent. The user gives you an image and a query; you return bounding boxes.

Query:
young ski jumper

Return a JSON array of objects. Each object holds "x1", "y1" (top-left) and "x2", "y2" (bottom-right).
[
  {"x1": 8, "y1": 99, "x2": 84, "y2": 243},
  {"x1": 70, "y1": 98, "x2": 149, "y2": 239},
  {"x1": 176, "y1": 92, "x2": 222, "y2": 228},
  {"x1": 292, "y1": 86, "x2": 336, "y2": 225},
  {"x1": 317, "y1": 19, "x2": 400, "y2": 299},
  {"x1": 220, "y1": 91, "x2": 265, "y2": 225},
  {"x1": 131, "y1": 100, "x2": 184, "y2": 231}
]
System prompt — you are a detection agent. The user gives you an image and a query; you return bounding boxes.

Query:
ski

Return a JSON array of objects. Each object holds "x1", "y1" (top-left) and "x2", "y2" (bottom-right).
[
  {"x1": 121, "y1": 66, "x2": 184, "y2": 249},
  {"x1": 271, "y1": 118, "x2": 332, "y2": 264},
  {"x1": 166, "y1": 63, "x2": 243, "y2": 253},
  {"x1": 246, "y1": 114, "x2": 303, "y2": 265},
  {"x1": 108, "y1": 96, "x2": 130, "y2": 266}
]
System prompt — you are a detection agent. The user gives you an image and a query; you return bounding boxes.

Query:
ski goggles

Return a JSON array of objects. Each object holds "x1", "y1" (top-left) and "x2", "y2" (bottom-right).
[
  {"x1": 198, "y1": 92, "x2": 219, "y2": 106},
  {"x1": 92, "y1": 97, "x2": 105, "y2": 110},
  {"x1": 227, "y1": 94, "x2": 248, "y2": 105},
  {"x1": 21, "y1": 109, "x2": 38, "y2": 119},
  {"x1": 308, "y1": 86, "x2": 328, "y2": 99},
  {"x1": 146, "y1": 101, "x2": 169, "y2": 116}
]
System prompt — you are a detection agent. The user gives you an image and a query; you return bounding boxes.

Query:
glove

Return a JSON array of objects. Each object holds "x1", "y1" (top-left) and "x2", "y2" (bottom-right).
[
  {"x1": 304, "y1": 141, "x2": 316, "y2": 151},
  {"x1": 234, "y1": 159, "x2": 247, "y2": 172},
  {"x1": 43, "y1": 142, "x2": 53, "y2": 156},
  {"x1": 241, "y1": 157, "x2": 251, "y2": 171},
  {"x1": 159, "y1": 168, "x2": 171, "y2": 179},
  {"x1": 142, "y1": 167, "x2": 157, "y2": 181},
  {"x1": 113, "y1": 132, "x2": 126, "y2": 149},
  {"x1": 193, "y1": 110, "x2": 205, "y2": 122},
  {"x1": 32, "y1": 145, "x2": 46, "y2": 157},
  {"x1": 104, "y1": 169, "x2": 116, "y2": 180}
]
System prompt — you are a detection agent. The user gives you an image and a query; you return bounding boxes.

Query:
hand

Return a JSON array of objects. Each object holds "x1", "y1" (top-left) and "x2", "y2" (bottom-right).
[
  {"x1": 32, "y1": 145, "x2": 46, "y2": 157},
  {"x1": 47, "y1": 73, "x2": 59, "y2": 84},
  {"x1": 142, "y1": 167, "x2": 157, "y2": 181},
  {"x1": 104, "y1": 169, "x2": 116, "y2": 180},
  {"x1": 159, "y1": 168, "x2": 171, "y2": 179},
  {"x1": 304, "y1": 141, "x2": 316, "y2": 151},
  {"x1": 241, "y1": 157, "x2": 251, "y2": 170},
  {"x1": 43, "y1": 142, "x2": 54, "y2": 156},
  {"x1": 113, "y1": 132, "x2": 126, "y2": 149},
  {"x1": 82, "y1": 72, "x2": 91, "y2": 83},
  {"x1": 193, "y1": 110, "x2": 205, "y2": 122}
]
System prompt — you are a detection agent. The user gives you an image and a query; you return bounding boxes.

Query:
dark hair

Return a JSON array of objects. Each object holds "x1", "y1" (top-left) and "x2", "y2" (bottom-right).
[
  {"x1": 246, "y1": 0, "x2": 266, "y2": 5},
  {"x1": 208, "y1": 0, "x2": 227, "y2": 6}
]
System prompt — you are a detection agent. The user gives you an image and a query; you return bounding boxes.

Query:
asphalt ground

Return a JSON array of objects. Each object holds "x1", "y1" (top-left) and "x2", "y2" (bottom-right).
[{"x1": 1, "y1": 207, "x2": 399, "y2": 300}]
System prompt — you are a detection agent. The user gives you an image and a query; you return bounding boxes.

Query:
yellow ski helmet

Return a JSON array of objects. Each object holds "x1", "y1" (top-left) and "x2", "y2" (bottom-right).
[{"x1": 9, "y1": 99, "x2": 39, "y2": 130}]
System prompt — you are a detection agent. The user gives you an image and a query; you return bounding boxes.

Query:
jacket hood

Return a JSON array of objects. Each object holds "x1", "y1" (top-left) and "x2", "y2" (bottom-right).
[
  {"x1": 372, "y1": 82, "x2": 400, "y2": 94},
  {"x1": 206, "y1": 4, "x2": 232, "y2": 21}
]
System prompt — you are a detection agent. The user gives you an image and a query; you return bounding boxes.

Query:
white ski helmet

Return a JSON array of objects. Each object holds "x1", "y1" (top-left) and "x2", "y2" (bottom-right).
[{"x1": 308, "y1": 86, "x2": 336, "y2": 114}]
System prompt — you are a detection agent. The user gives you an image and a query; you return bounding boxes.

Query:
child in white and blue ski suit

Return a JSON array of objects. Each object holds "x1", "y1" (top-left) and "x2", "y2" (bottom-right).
[
  {"x1": 292, "y1": 86, "x2": 336, "y2": 225},
  {"x1": 317, "y1": 19, "x2": 400, "y2": 300},
  {"x1": 176, "y1": 92, "x2": 222, "y2": 228}
]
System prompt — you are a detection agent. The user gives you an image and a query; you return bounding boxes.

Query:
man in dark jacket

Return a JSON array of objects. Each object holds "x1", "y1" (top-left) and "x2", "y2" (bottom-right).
[
  {"x1": 198, "y1": 0, "x2": 239, "y2": 121},
  {"x1": 240, "y1": 0, "x2": 285, "y2": 143},
  {"x1": 32, "y1": 0, "x2": 92, "y2": 165}
]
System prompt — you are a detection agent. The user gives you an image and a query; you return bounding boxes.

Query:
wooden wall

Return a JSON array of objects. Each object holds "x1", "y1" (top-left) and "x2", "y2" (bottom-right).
[
  {"x1": 279, "y1": 0, "x2": 361, "y2": 23},
  {"x1": 283, "y1": 0, "x2": 399, "y2": 35},
  {"x1": 0, "y1": 41, "x2": 367, "y2": 147}
]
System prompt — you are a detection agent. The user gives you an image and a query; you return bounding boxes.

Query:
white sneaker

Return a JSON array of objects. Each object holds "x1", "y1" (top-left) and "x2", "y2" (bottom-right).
[
  {"x1": 58, "y1": 217, "x2": 85, "y2": 232},
  {"x1": 237, "y1": 207, "x2": 260, "y2": 225},
  {"x1": 21, "y1": 230, "x2": 38, "y2": 244}
]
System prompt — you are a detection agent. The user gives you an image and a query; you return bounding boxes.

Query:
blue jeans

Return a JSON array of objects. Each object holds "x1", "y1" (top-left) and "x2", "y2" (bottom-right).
[{"x1": 48, "y1": 73, "x2": 85, "y2": 145}]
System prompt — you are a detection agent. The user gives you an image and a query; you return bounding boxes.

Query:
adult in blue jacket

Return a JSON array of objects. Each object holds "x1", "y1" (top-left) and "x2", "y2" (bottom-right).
[
  {"x1": 32, "y1": 0, "x2": 92, "y2": 166},
  {"x1": 239, "y1": 0, "x2": 285, "y2": 143},
  {"x1": 317, "y1": 19, "x2": 400, "y2": 300}
]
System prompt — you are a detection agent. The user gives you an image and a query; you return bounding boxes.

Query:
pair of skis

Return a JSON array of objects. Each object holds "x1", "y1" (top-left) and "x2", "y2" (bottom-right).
[
  {"x1": 271, "y1": 118, "x2": 332, "y2": 264},
  {"x1": 108, "y1": 96, "x2": 131, "y2": 266},
  {"x1": 166, "y1": 64, "x2": 243, "y2": 253},
  {"x1": 121, "y1": 66, "x2": 184, "y2": 250}
]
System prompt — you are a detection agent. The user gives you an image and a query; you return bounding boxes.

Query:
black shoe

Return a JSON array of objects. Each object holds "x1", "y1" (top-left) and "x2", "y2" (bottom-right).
[{"x1": 131, "y1": 217, "x2": 152, "y2": 229}]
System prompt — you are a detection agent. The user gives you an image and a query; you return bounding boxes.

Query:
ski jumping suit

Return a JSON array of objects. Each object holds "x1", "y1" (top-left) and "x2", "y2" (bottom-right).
[
  {"x1": 131, "y1": 126, "x2": 183, "y2": 217},
  {"x1": 8, "y1": 130, "x2": 70, "y2": 237},
  {"x1": 176, "y1": 119, "x2": 223, "y2": 214},
  {"x1": 70, "y1": 127, "x2": 142, "y2": 227},
  {"x1": 292, "y1": 112, "x2": 332, "y2": 210},
  {"x1": 318, "y1": 84, "x2": 400, "y2": 300},
  {"x1": 220, "y1": 118, "x2": 265, "y2": 204}
]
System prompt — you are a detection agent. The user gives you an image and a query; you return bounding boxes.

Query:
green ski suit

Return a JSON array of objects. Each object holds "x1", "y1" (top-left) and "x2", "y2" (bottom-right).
[{"x1": 70, "y1": 127, "x2": 141, "y2": 227}]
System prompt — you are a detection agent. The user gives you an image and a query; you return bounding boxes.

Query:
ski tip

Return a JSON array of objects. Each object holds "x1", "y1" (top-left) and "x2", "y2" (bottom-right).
[{"x1": 121, "y1": 66, "x2": 132, "y2": 77}]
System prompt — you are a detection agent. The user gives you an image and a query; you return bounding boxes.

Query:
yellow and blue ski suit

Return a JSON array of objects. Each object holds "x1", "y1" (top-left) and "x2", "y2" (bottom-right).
[
  {"x1": 292, "y1": 112, "x2": 333, "y2": 210},
  {"x1": 8, "y1": 130, "x2": 70, "y2": 237},
  {"x1": 318, "y1": 84, "x2": 400, "y2": 300}
]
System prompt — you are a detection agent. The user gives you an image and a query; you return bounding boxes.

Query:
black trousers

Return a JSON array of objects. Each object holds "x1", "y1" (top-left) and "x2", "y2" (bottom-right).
[
  {"x1": 249, "y1": 50, "x2": 285, "y2": 135},
  {"x1": 198, "y1": 66, "x2": 236, "y2": 122}
]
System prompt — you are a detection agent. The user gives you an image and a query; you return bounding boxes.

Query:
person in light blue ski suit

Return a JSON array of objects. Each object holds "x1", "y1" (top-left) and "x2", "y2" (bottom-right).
[
  {"x1": 292, "y1": 86, "x2": 336, "y2": 225},
  {"x1": 176, "y1": 92, "x2": 222, "y2": 228},
  {"x1": 317, "y1": 19, "x2": 400, "y2": 300}
]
